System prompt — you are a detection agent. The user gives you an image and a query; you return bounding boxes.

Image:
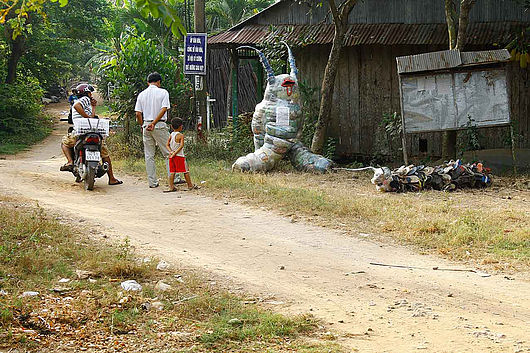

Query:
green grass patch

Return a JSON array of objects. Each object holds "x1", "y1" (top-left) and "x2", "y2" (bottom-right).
[
  {"x1": 0, "y1": 126, "x2": 51, "y2": 155},
  {"x1": 109, "y1": 139, "x2": 530, "y2": 268},
  {"x1": 0, "y1": 197, "x2": 339, "y2": 351}
]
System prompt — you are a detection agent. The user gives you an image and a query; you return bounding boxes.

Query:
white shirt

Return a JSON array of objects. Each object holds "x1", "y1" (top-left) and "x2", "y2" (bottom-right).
[
  {"x1": 71, "y1": 96, "x2": 93, "y2": 120},
  {"x1": 134, "y1": 84, "x2": 170, "y2": 127}
]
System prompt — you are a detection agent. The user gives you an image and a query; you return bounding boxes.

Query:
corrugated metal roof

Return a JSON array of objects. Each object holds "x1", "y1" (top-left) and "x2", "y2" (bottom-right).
[
  {"x1": 460, "y1": 49, "x2": 511, "y2": 65},
  {"x1": 209, "y1": 22, "x2": 525, "y2": 47},
  {"x1": 396, "y1": 50, "x2": 462, "y2": 73},
  {"x1": 396, "y1": 49, "x2": 510, "y2": 74}
]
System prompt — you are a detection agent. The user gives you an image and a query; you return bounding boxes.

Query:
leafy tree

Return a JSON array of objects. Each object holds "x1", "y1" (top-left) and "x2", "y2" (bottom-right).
[
  {"x1": 206, "y1": 0, "x2": 272, "y2": 31},
  {"x1": 0, "y1": 78, "x2": 51, "y2": 153},
  {"x1": 117, "y1": 0, "x2": 187, "y2": 38},
  {"x1": 1, "y1": 0, "x2": 68, "y2": 83},
  {"x1": 1, "y1": 0, "x2": 110, "y2": 84},
  {"x1": 97, "y1": 33, "x2": 192, "y2": 150},
  {"x1": 0, "y1": 0, "x2": 67, "y2": 38}
]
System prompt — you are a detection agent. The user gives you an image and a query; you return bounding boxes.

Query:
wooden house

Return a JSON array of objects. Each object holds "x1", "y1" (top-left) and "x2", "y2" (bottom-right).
[{"x1": 208, "y1": 0, "x2": 530, "y2": 160}]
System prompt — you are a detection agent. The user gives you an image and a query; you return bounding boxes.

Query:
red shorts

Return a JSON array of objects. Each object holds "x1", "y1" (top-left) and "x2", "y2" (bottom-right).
[{"x1": 169, "y1": 156, "x2": 188, "y2": 173}]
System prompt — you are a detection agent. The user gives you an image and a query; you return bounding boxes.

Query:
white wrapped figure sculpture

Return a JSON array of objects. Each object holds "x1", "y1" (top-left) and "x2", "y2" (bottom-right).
[{"x1": 232, "y1": 42, "x2": 333, "y2": 173}]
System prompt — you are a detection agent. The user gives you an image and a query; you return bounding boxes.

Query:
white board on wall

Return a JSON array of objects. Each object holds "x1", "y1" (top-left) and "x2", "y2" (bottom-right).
[{"x1": 401, "y1": 68, "x2": 510, "y2": 133}]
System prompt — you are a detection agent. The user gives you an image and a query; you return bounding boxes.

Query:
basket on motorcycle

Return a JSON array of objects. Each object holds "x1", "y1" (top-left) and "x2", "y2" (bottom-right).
[{"x1": 73, "y1": 118, "x2": 110, "y2": 137}]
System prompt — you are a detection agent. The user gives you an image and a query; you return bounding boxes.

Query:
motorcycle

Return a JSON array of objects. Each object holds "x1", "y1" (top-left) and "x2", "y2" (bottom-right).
[{"x1": 71, "y1": 118, "x2": 109, "y2": 190}]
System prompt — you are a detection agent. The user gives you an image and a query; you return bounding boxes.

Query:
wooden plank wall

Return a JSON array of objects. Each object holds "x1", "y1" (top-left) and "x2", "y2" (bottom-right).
[
  {"x1": 207, "y1": 48, "x2": 258, "y2": 127},
  {"x1": 253, "y1": 0, "x2": 530, "y2": 27},
  {"x1": 297, "y1": 44, "x2": 530, "y2": 159},
  {"x1": 208, "y1": 45, "x2": 529, "y2": 157},
  {"x1": 297, "y1": 44, "x2": 443, "y2": 157}
]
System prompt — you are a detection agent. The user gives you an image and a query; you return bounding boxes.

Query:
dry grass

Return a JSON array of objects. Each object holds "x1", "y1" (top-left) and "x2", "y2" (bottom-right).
[
  {"x1": 112, "y1": 155, "x2": 530, "y2": 269},
  {"x1": 0, "y1": 198, "x2": 344, "y2": 352}
]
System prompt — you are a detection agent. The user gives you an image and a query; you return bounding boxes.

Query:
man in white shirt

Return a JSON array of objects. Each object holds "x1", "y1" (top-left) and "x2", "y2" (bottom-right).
[{"x1": 134, "y1": 72, "x2": 172, "y2": 188}]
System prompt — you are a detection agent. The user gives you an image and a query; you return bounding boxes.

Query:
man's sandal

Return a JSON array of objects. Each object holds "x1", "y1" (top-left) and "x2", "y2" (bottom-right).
[{"x1": 60, "y1": 164, "x2": 73, "y2": 172}]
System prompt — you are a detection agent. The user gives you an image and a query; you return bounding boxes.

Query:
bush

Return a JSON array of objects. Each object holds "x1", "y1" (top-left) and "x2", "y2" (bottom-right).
[
  {"x1": 97, "y1": 31, "x2": 192, "y2": 153},
  {"x1": 185, "y1": 112, "x2": 254, "y2": 162},
  {"x1": 0, "y1": 81, "x2": 51, "y2": 152},
  {"x1": 299, "y1": 81, "x2": 319, "y2": 148}
]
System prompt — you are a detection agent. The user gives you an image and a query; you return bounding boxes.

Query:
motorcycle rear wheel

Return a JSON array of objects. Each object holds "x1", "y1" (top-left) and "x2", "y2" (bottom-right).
[{"x1": 84, "y1": 165, "x2": 96, "y2": 190}]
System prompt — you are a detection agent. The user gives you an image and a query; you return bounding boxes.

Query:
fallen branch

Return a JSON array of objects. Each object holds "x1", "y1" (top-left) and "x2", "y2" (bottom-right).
[{"x1": 370, "y1": 262, "x2": 475, "y2": 273}]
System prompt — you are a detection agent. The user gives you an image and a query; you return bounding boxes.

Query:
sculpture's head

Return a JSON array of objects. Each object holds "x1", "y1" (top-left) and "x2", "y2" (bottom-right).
[
  {"x1": 237, "y1": 42, "x2": 299, "y2": 102},
  {"x1": 371, "y1": 167, "x2": 394, "y2": 192}
]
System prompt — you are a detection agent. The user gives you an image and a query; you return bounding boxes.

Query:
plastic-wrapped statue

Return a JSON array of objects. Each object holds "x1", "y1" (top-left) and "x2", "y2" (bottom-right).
[{"x1": 232, "y1": 42, "x2": 333, "y2": 173}]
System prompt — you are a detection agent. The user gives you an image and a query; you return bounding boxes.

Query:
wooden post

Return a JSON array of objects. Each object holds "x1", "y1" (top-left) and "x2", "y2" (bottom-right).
[
  {"x1": 510, "y1": 124, "x2": 517, "y2": 174},
  {"x1": 231, "y1": 49, "x2": 239, "y2": 129},
  {"x1": 194, "y1": 0, "x2": 207, "y2": 137},
  {"x1": 397, "y1": 74, "x2": 408, "y2": 165}
]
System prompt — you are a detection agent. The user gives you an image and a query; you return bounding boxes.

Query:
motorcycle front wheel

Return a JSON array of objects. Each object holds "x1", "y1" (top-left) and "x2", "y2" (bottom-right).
[{"x1": 84, "y1": 165, "x2": 96, "y2": 190}]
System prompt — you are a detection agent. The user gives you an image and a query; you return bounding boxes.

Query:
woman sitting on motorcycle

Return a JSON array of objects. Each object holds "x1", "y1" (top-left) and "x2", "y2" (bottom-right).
[{"x1": 60, "y1": 83, "x2": 122, "y2": 185}]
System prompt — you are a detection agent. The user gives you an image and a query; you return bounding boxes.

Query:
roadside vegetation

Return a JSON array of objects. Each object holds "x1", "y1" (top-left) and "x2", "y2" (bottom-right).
[
  {"x1": 0, "y1": 82, "x2": 52, "y2": 154},
  {"x1": 0, "y1": 195, "x2": 343, "y2": 352},
  {"x1": 107, "y1": 129, "x2": 530, "y2": 270}
]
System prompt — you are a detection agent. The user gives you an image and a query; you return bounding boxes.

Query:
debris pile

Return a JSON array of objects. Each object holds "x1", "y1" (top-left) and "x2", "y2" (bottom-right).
[{"x1": 337, "y1": 160, "x2": 493, "y2": 192}]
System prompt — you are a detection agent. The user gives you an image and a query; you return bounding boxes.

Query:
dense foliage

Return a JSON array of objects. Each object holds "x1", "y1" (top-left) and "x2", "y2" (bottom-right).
[
  {"x1": 0, "y1": 80, "x2": 51, "y2": 153},
  {"x1": 97, "y1": 33, "x2": 192, "y2": 151},
  {"x1": 206, "y1": 0, "x2": 272, "y2": 32}
]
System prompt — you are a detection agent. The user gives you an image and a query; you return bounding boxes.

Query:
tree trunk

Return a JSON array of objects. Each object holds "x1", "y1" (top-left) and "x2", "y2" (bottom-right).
[
  {"x1": 441, "y1": 0, "x2": 476, "y2": 160},
  {"x1": 444, "y1": 0, "x2": 458, "y2": 50},
  {"x1": 5, "y1": 33, "x2": 25, "y2": 84},
  {"x1": 442, "y1": 0, "x2": 457, "y2": 160},
  {"x1": 310, "y1": 25, "x2": 347, "y2": 154},
  {"x1": 311, "y1": 0, "x2": 358, "y2": 154},
  {"x1": 456, "y1": 0, "x2": 476, "y2": 50}
]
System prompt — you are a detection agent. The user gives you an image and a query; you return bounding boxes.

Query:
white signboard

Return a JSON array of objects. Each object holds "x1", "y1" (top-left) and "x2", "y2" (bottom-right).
[
  {"x1": 401, "y1": 69, "x2": 510, "y2": 133},
  {"x1": 276, "y1": 107, "x2": 290, "y2": 126}
]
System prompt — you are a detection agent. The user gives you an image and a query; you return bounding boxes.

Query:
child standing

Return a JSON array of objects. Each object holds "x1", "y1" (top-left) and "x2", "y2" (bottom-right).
[{"x1": 164, "y1": 118, "x2": 197, "y2": 192}]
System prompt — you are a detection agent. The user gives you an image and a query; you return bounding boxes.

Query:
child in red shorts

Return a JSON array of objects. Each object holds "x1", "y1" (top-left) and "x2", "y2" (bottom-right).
[{"x1": 164, "y1": 118, "x2": 198, "y2": 192}]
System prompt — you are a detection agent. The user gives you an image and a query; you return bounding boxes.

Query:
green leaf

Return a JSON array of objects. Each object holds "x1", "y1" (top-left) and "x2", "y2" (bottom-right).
[
  {"x1": 170, "y1": 17, "x2": 186, "y2": 37},
  {"x1": 140, "y1": 6, "x2": 150, "y2": 18},
  {"x1": 148, "y1": 3, "x2": 160, "y2": 18},
  {"x1": 59, "y1": 0, "x2": 68, "y2": 7},
  {"x1": 163, "y1": 14, "x2": 172, "y2": 27}
]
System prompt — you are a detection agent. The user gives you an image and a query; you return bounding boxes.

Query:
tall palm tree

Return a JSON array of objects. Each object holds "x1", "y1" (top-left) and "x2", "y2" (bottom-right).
[{"x1": 206, "y1": 0, "x2": 273, "y2": 32}]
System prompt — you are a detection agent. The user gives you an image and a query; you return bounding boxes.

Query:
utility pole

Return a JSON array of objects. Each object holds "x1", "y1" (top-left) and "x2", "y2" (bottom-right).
[{"x1": 194, "y1": 0, "x2": 207, "y2": 138}]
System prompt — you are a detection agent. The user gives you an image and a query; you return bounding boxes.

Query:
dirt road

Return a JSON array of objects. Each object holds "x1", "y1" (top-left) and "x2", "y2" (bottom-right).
[{"x1": 1, "y1": 109, "x2": 529, "y2": 352}]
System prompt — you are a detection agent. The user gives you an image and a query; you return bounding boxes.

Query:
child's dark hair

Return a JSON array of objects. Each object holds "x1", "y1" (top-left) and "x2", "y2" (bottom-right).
[{"x1": 171, "y1": 117, "x2": 183, "y2": 130}]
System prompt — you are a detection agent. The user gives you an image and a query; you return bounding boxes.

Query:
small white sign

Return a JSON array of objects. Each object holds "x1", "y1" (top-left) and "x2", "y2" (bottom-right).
[
  {"x1": 276, "y1": 107, "x2": 290, "y2": 126},
  {"x1": 195, "y1": 75, "x2": 203, "y2": 91}
]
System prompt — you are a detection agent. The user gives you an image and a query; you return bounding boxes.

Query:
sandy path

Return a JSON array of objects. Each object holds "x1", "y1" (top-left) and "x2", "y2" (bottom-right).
[{"x1": 1, "y1": 108, "x2": 529, "y2": 352}]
